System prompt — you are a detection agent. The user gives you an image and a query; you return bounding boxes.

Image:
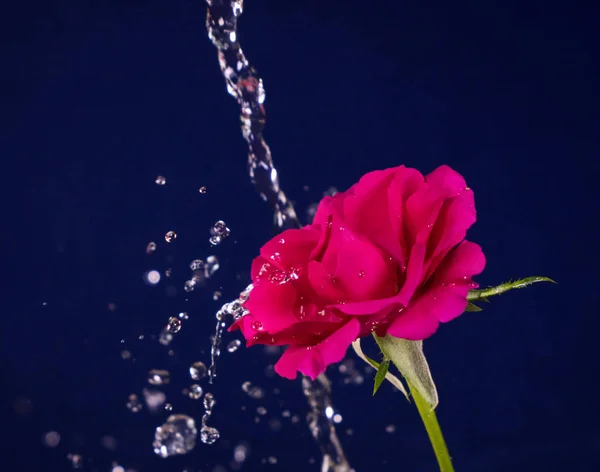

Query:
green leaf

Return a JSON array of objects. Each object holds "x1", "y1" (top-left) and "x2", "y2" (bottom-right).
[
  {"x1": 464, "y1": 302, "x2": 483, "y2": 312},
  {"x1": 468, "y1": 276, "x2": 556, "y2": 302},
  {"x1": 373, "y1": 359, "x2": 390, "y2": 395},
  {"x1": 374, "y1": 335, "x2": 438, "y2": 411},
  {"x1": 351, "y1": 339, "x2": 409, "y2": 400}
]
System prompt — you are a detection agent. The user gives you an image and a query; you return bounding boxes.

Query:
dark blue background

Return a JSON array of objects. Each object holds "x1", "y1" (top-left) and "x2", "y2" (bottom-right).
[{"x1": 2, "y1": 1, "x2": 598, "y2": 471}]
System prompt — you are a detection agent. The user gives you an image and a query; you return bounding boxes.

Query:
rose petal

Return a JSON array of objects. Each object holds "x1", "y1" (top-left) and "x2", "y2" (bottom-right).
[
  {"x1": 259, "y1": 226, "x2": 321, "y2": 271},
  {"x1": 274, "y1": 318, "x2": 361, "y2": 380},
  {"x1": 307, "y1": 260, "x2": 346, "y2": 302},
  {"x1": 321, "y1": 218, "x2": 398, "y2": 302},
  {"x1": 386, "y1": 302, "x2": 440, "y2": 340},
  {"x1": 243, "y1": 281, "x2": 299, "y2": 333},
  {"x1": 396, "y1": 241, "x2": 426, "y2": 305},
  {"x1": 312, "y1": 168, "x2": 396, "y2": 226},
  {"x1": 386, "y1": 240, "x2": 486, "y2": 338},
  {"x1": 424, "y1": 165, "x2": 468, "y2": 195},
  {"x1": 424, "y1": 190, "x2": 476, "y2": 279},
  {"x1": 432, "y1": 240, "x2": 486, "y2": 288},
  {"x1": 331, "y1": 296, "x2": 401, "y2": 316},
  {"x1": 387, "y1": 166, "x2": 425, "y2": 265}
]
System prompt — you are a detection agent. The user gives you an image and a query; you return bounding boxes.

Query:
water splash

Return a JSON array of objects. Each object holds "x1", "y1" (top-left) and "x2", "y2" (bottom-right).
[
  {"x1": 204, "y1": 2, "x2": 352, "y2": 468},
  {"x1": 208, "y1": 284, "x2": 252, "y2": 384}
]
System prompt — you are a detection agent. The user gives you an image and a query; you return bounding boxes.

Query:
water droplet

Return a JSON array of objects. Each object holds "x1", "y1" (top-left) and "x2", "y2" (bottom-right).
[
  {"x1": 43, "y1": 431, "x2": 61, "y2": 448},
  {"x1": 203, "y1": 392, "x2": 216, "y2": 410},
  {"x1": 155, "y1": 176, "x2": 167, "y2": 186},
  {"x1": 200, "y1": 426, "x2": 220, "y2": 445},
  {"x1": 188, "y1": 384, "x2": 203, "y2": 400},
  {"x1": 152, "y1": 414, "x2": 197, "y2": 458},
  {"x1": 268, "y1": 270, "x2": 289, "y2": 285},
  {"x1": 213, "y1": 291, "x2": 222, "y2": 300},
  {"x1": 199, "y1": 186, "x2": 207, "y2": 194},
  {"x1": 144, "y1": 270, "x2": 161, "y2": 285},
  {"x1": 358, "y1": 270, "x2": 365, "y2": 278},
  {"x1": 165, "y1": 231, "x2": 177, "y2": 243},
  {"x1": 242, "y1": 381, "x2": 265, "y2": 399},
  {"x1": 189, "y1": 259, "x2": 204, "y2": 271},
  {"x1": 178, "y1": 311, "x2": 189, "y2": 320},
  {"x1": 385, "y1": 424, "x2": 396, "y2": 433},
  {"x1": 148, "y1": 369, "x2": 171, "y2": 385},
  {"x1": 126, "y1": 394, "x2": 142, "y2": 413},
  {"x1": 234, "y1": 443, "x2": 250, "y2": 463},
  {"x1": 268, "y1": 456, "x2": 278, "y2": 465},
  {"x1": 67, "y1": 453, "x2": 83, "y2": 468},
  {"x1": 257, "y1": 406, "x2": 267, "y2": 416},
  {"x1": 189, "y1": 361, "x2": 207, "y2": 380},
  {"x1": 142, "y1": 388, "x2": 166, "y2": 411},
  {"x1": 251, "y1": 320, "x2": 263, "y2": 331},
  {"x1": 205, "y1": 255, "x2": 220, "y2": 277},
  {"x1": 227, "y1": 339, "x2": 241, "y2": 353},
  {"x1": 167, "y1": 317, "x2": 182, "y2": 333},
  {"x1": 146, "y1": 242, "x2": 157, "y2": 254},
  {"x1": 183, "y1": 279, "x2": 196, "y2": 292},
  {"x1": 164, "y1": 403, "x2": 173, "y2": 411},
  {"x1": 209, "y1": 220, "x2": 230, "y2": 245},
  {"x1": 323, "y1": 186, "x2": 338, "y2": 196},
  {"x1": 101, "y1": 435, "x2": 118, "y2": 450},
  {"x1": 159, "y1": 329, "x2": 173, "y2": 346}
]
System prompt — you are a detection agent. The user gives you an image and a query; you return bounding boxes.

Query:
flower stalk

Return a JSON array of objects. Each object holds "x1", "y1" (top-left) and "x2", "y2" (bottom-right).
[{"x1": 408, "y1": 380, "x2": 455, "y2": 472}]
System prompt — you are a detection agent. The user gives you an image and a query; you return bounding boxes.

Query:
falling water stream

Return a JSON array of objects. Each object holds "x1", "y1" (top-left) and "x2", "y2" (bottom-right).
[{"x1": 204, "y1": 1, "x2": 353, "y2": 470}]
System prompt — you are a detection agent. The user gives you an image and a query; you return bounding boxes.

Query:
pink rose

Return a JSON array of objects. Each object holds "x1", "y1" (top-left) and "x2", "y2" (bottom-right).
[{"x1": 230, "y1": 165, "x2": 486, "y2": 380}]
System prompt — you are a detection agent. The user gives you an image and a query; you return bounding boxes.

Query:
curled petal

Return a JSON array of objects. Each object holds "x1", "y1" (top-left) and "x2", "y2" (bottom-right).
[
  {"x1": 274, "y1": 318, "x2": 361, "y2": 380},
  {"x1": 259, "y1": 227, "x2": 321, "y2": 272},
  {"x1": 386, "y1": 303, "x2": 440, "y2": 340}
]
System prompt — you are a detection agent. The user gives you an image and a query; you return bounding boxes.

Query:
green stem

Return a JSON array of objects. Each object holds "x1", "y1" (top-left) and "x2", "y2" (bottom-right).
[{"x1": 408, "y1": 381, "x2": 455, "y2": 472}]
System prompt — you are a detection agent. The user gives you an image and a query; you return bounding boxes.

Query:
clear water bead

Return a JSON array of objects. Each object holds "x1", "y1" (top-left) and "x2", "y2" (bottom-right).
[
  {"x1": 167, "y1": 317, "x2": 182, "y2": 333},
  {"x1": 203, "y1": 392, "x2": 216, "y2": 410},
  {"x1": 146, "y1": 242, "x2": 156, "y2": 254},
  {"x1": 148, "y1": 369, "x2": 170, "y2": 385},
  {"x1": 205, "y1": 255, "x2": 220, "y2": 277},
  {"x1": 126, "y1": 394, "x2": 142, "y2": 413},
  {"x1": 188, "y1": 384, "x2": 203, "y2": 400},
  {"x1": 153, "y1": 414, "x2": 197, "y2": 458},
  {"x1": 189, "y1": 259, "x2": 204, "y2": 271},
  {"x1": 190, "y1": 361, "x2": 208, "y2": 380},
  {"x1": 159, "y1": 329, "x2": 173, "y2": 346},
  {"x1": 242, "y1": 381, "x2": 265, "y2": 400},
  {"x1": 199, "y1": 186, "x2": 207, "y2": 194},
  {"x1": 227, "y1": 339, "x2": 241, "y2": 353},
  {"x1": 183, "y1": 279, "x2": 196, "y2": 292},
  {"x1": 67, "y1": 453, "x2": 83, "y2": 468},
  {"x1": 211, "y1": 220, "x2": 229, "y2": 237},
  {"x1": 142, "y1": 388, "x2": 166, "y2": 411},
  {"x1": 165, "y1": 231, "x2": 177, "y2": 243},
  {"x1": 200, "y1": 426, "x2": 220, "y2": 445},
  {"x1": 155, "y1": 176, "x2": 166, "y2": 185}
]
